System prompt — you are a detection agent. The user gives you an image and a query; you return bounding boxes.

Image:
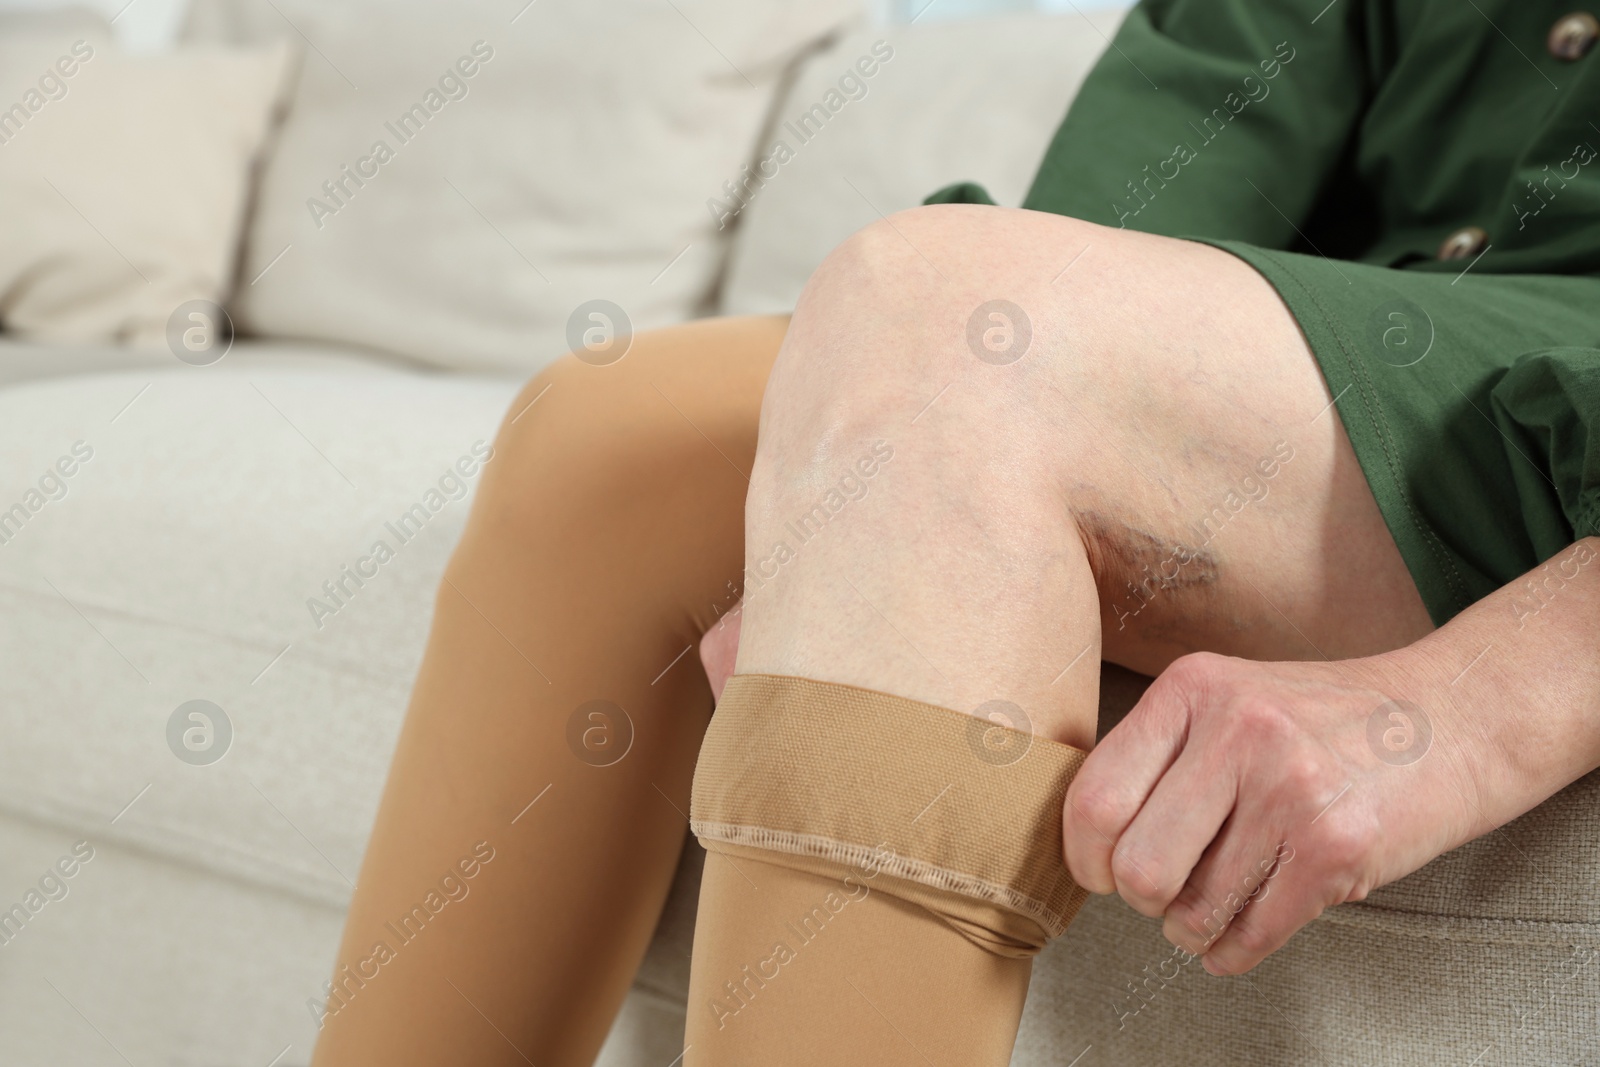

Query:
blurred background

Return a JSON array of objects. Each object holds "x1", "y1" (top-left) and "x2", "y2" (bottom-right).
[
  {"x1": 0, "y1": 0, "x2": 1125, "y2": 1063},
  {"x1": 4, "y1": 0, "x2": 1122, "y2": 50}
]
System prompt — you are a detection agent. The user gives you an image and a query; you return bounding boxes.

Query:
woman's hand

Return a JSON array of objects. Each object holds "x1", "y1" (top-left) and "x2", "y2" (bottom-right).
[
  {"x1": 1062, "y1": 649, "x2": 1497, "y2": 975},
  {"x1": 1065, "y1": 538, "x2": 1600, "y2": 974}
]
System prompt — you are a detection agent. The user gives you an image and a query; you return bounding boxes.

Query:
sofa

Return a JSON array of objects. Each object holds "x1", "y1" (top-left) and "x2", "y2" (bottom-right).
[{"x1": 0, "y1": 2, "x2": 1594, "y2": 1066}]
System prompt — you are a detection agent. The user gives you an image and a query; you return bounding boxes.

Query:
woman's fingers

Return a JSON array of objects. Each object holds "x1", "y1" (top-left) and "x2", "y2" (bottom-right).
[
  {"x1": 1160, "y1": 817, "x2": 1294, "y2": 956},
  {"x1": 1109, "y1": 743, "x2": 1240, "y2": 917},
  {"x1": 1063, "y1": 653, "x2": 1231, "y2": 896},
  {"x1": 1197, "y1": 850, "x2": 1323, "y2": 975},
  {"x1": 699, "y1": 604, "x2": 742, "y2": 702}
]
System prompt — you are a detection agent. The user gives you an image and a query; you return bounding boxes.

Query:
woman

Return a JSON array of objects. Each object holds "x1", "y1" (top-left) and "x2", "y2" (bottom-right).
[{"x1": 311, "y1": 1, "x2": 1600, "y2": 1064}]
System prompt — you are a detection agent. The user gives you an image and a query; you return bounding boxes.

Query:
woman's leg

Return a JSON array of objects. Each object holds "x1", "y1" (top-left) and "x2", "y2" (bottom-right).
[
  {"x1": 310, "y1": 315, "x2": 786, "y2": 1067},
  {"x1": 685, "y1": 205, "x2": 1433, "y2": 1063}
]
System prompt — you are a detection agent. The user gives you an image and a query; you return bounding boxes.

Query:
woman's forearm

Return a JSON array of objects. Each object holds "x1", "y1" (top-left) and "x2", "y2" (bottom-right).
[{"x1": 1392, "y1": 536, "x2": 1600, "y2": 831}]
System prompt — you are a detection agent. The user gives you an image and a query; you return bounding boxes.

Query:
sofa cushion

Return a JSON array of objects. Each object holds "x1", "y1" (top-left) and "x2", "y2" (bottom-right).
[
  {"x1": 0, "y1": 35, "x2": 293, "y2": 346},
  {"x1": 0, "y1": 813, "x2": 343, "y2": 1067},
  {"x1": 719, "y1": 7, "x2": 1129, "y2": 316},
  {"x1": 182, "y1": 0, "x2": 865, "y2": 374},
  {"x1": 0, "y1": 351, "x2": 519, "y2": 908}
]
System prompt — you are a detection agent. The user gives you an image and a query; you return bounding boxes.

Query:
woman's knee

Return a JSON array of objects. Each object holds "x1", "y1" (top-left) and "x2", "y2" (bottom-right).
[
  {"x1": 762, "y1": 202, "x2": 1285, "y2": 457},
  {"x1": 459, "y1": 319, "x2": 780, "y2": 625},
  {"x1": 751, "y1": 206, "x2": 1110, "y2": 522},
  {"x1": 774, "y1": 206, "x2": 1089, "y2": 415},
  {"x1": 473, "y1": 354, "x2": 681, "y2": 537}
]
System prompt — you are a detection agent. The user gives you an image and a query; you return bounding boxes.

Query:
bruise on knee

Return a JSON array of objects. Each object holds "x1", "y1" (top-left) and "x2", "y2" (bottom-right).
[{"x1": 1072, "y1": 507, "x2": 1220, "y2": 634}]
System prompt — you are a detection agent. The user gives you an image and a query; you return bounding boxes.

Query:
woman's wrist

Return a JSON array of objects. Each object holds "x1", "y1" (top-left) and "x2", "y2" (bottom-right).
[{"x1": 1372, "y1": 537, "x2": 1600, "y2": 834}]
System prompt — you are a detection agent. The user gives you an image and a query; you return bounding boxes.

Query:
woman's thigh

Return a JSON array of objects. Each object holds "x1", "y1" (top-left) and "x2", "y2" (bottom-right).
[{"x1": 738, "y1": 204, "x2": 1433, "y2": 696}]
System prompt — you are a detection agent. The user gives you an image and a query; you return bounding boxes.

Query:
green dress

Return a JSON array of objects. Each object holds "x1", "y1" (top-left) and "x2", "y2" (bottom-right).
[{"x1": 928, "y1": 0, "x2": 1600, "y2": 625}]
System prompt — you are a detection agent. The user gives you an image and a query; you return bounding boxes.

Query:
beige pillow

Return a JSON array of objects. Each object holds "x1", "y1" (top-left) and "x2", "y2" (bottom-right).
[
  {"x1": 183, "y1": 0, "x2": 865, "y2": 373},
  {"x1": 722, "y1": 9, "x2": 1129, "y2": 317},
  {"x1": 0, "y1": 35, "x2": 293, "y2": 346}
]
